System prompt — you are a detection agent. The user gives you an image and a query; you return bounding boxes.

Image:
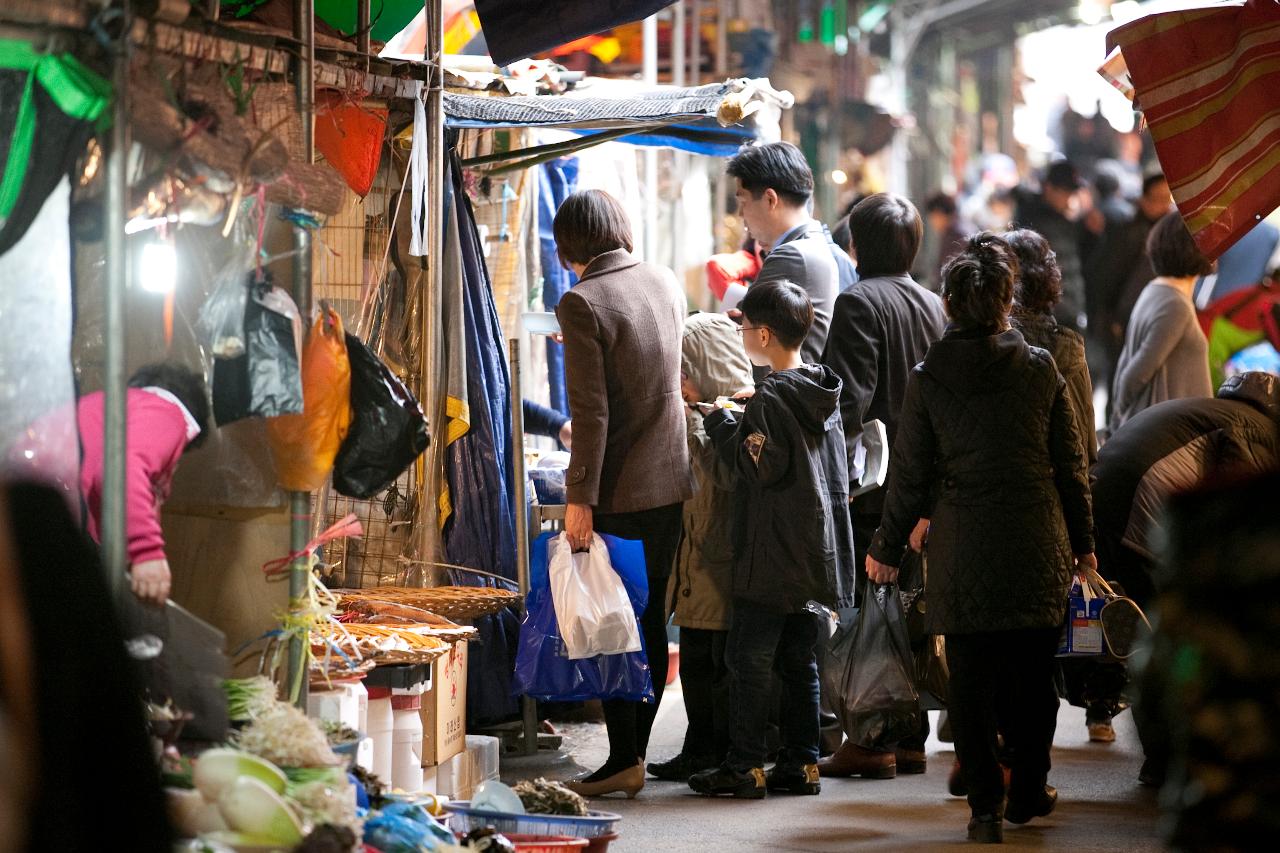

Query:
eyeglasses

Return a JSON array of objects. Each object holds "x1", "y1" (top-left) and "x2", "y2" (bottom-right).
[{"x1": 736, "y1": 325, "x2": 768, "y2": 333}]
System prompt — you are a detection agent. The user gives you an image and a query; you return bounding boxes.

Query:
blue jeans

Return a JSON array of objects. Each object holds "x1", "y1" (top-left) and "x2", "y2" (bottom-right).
[{"x1": 727, "y1": 598, "x2": 821, "y2": 771}]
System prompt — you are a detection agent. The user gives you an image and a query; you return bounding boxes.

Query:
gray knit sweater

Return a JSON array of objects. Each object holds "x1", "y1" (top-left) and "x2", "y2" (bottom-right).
[{"x1": 1109, "y1": 281, "x2": 1212, "y2": 432}]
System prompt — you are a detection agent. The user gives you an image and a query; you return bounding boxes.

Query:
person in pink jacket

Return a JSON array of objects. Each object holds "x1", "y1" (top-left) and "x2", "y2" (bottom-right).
[{"x1": 76, "y1": 363, "x2": 210, "y2": 605}]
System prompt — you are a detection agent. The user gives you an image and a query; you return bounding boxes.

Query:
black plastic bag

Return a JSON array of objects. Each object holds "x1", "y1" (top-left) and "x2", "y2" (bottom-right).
[
  {"x1": 824, "y1": 580, "x2": 921, "y2": 749},
  {"x1": 332, "y1": 333, "x2": 430, "y2": 499},
  {"x1": 207, "y1": 271, "x2": 304, "y2": 426}
]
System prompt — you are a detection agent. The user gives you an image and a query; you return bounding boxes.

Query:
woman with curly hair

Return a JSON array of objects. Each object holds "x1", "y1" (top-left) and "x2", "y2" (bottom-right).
[{"x1": 1003, "y1": 229, "x2": 1097, "y2": 465}]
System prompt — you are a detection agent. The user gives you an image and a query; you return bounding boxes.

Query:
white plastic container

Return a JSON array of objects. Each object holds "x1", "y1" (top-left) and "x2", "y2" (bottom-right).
[
  {"x1": 391, "y1": 694, "x2": 424, "y2": 793},
  {"x1": 347, "y1": 680, "x2": 369, "y2": 735},
  {"x1": 367, "y1": 689, "x2": 395, "y2": 783}
]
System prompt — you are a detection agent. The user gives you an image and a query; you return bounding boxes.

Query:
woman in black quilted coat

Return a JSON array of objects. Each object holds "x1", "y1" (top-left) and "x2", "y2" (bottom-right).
[{"x1": 866, "y1": 234, "x2": 1096, "y2": 845}]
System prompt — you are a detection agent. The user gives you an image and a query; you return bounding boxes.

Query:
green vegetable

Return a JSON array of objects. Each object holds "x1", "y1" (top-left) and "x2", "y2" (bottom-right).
[
  {"x1": 217, "y1": 777, "x2": 306, "y2": 845},
  {"x1": 223, "y1": 676, "x2": 278, "y2": 722},
  {"x1": 194, "y1": 749, "x2": 288, "y2": 801}
]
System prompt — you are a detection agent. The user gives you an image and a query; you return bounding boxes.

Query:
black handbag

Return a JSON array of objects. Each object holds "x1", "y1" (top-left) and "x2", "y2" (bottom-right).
[
  {"x1": 1091, "y1": 570, "x2": 1153, "y2": 660},
  {"x1": 898, "y1": 548, "x2": 948, "y2": 710}
]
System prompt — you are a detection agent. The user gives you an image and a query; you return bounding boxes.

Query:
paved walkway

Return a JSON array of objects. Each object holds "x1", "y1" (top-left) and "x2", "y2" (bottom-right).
[{"x1": 500, "y1": 680, "x2": 1162, "y2": 852}]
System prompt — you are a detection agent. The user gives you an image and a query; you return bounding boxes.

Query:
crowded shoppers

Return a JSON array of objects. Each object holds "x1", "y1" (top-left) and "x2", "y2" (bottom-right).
[
  {"x1": 689, "y1": 281, "x2": 856, "y2": 799},
  {"x1": 554, "y1": 189, "x2": 696, "y2": 798},
  {"x1": 647, "y1": 312, "x2": 755, "y2": 782},
  {"x1": 1083, "y1": 173, "x2": 1174, "y2": 392},
  {"x1": 866, "y1": 234, "x2": 1095, "y2": 844},
  {"x1": 1013, "y1": 160, "x2": 1092, "y2": 332},
  {"x1": 726, "y1": 142, "x2": 839, "y2": 365},
  {"x1": 921, "y1": 191, "x2": 975, "y2": 292},
  {"x1": 1109, "y1": 211, "x2": 1214, "y2": 433},
  {"x1": 1005, "y1": 228, "x2": 1098, "y2": 464},
  {"x1": 819, "y1": 193, "x2": 946, "y2": 779}
]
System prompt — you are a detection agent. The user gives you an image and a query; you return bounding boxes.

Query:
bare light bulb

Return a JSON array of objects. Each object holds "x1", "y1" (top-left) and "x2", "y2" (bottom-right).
[{"x1": 140, "y1": 241, "x2": 177, "y2": 294}]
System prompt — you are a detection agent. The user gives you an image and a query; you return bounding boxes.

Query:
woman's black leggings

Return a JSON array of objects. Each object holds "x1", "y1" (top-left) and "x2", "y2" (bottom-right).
[{"x1": 594, "y1": 502, "x2": 684, "y2": 770}]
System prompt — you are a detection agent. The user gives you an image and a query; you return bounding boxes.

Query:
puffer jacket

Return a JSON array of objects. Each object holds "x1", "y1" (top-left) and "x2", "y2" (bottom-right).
[
  {"x1": 1012, "y1": 309, "x2": 1098, "y2": 465},
  {"x1": 704, "y1": 364, "x2": 857, "y2": 613},
  {"x1": 668, "y1": 313, "x2": 756, "y2": 631},
  {"x1": 869, "y1": 327, "x2": 1094, "y2": 635}
]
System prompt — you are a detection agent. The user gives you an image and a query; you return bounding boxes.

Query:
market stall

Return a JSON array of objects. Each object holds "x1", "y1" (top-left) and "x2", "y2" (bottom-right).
[{"x1": 0, "y1": 2, "x2": 792, "y2": 850}]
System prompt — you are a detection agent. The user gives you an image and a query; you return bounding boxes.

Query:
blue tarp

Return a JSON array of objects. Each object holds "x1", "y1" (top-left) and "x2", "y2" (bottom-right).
[{"x1": 440, "y1": 146, "x2": 521, "y2": 724}]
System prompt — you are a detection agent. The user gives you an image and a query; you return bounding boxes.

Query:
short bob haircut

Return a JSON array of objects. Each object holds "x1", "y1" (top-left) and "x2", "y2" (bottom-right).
[
  {"x1": 739, "y1": 279, "x2": 814, "y2": 351},
  {"x1": 726, "y1": 141, "x2": 814, "y2": 208},
  {"x1": 553, "y1": 189, "x2": 634, "y2": 267},
  {"x1": 941, "y1": 233, "x2": 1019, "y2": 330},
  {"x1": 847, "y1": 193, "x2": 923, "y2": 278},
  {"x1": 1147, "y1": 211, "x2": 1213, "y2": 278},
  {"x1": 128, "y1": 361, "x2": 211, "y2": 451},
  {"x1": 1002, "y1": 228, "x2": 1062, "y2": 316}
]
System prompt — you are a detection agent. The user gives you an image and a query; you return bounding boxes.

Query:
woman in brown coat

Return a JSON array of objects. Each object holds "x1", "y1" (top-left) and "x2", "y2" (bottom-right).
[{"x1": 554, "y1": 190, "x2": 696, "y2": 798}]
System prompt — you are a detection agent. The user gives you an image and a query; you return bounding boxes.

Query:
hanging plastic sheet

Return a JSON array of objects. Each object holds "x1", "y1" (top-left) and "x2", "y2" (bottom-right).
[
  {"x1": 537, "y1": 158, "x2": 578, "y2": 417},
  {"x1": 0, "y1": 178, "x2": 79, "y2": 511},
  {"x1": 436, "y1": 143, "x2": 520, "y2": 724},
  {"x1": 440, "y1": 147, "x2": 517, "y2": 581}
]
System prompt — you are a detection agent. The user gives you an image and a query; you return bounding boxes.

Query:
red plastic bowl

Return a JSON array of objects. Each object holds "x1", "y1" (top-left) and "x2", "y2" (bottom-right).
[
  {"x1": 584, "y1": 833, "x2": 619, "y2": 853},
  {"x1": 504, "y1": 834, "x2": 589, "y2": 853}
]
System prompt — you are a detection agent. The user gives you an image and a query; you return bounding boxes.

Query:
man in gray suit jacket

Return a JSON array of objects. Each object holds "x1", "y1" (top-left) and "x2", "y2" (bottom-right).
[{"x1": 727, "y1": 143, "x2": 838, "y2": 365}]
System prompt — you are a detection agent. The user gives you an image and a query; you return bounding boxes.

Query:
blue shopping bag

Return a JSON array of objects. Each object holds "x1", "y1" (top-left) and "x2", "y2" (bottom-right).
[{"x1": 512, "y1": 531, "x2": 654, "y2": 703}]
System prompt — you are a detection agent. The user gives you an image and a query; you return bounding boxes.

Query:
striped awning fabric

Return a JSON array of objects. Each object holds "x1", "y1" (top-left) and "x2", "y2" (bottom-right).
[{"x1": 1104, "y1": 0, "x2": 1280, "y2": 261}]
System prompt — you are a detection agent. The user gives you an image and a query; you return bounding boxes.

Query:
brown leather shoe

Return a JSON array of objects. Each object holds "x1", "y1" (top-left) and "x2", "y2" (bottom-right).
[
  {"x1": 895, "y1": 748, "x2": 927, "y2": 774},
  {"x1": 816, "y1": 741, "x2": 896, "y2": 779},
  {"x1": 565, "y1": 763, "x2": 645, "y2": 799}
]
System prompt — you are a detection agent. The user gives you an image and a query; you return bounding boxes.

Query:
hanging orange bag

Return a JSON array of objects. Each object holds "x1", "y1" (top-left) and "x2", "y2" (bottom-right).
[{"x1": 267, "y1": 306, "x2": 352, "y2": 491}]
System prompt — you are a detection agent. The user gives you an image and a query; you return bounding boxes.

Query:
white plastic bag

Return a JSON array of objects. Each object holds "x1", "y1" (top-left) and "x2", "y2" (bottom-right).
[{"x1": 548, "y1": 533, "x2": 642, "y2": 660}]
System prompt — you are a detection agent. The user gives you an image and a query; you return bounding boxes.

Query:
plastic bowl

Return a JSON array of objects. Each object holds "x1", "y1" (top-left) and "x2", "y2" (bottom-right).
[
  {"x1": 443, "y1": 802, "x2": 621, "y2": 839},
  {"x1": 503, "y1": 835, "x2": 589, "y2": 853}
]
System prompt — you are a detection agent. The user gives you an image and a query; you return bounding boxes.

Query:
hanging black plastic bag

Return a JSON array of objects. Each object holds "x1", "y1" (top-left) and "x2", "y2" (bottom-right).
[
  {"x1": 826, "y1": 580, "x2": 921, "y2": 749},
  {"x1": 202, "y1": 270, "x2": 304, "y2": 425},
  {"x1": 332, "y1": 332, "x2": 430, "y2": 499}
]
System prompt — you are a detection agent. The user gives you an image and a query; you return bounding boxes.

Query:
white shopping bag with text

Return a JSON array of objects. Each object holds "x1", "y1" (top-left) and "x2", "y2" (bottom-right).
[{"x1": 548, "y1": 532, "x2": 643, "y2": 659}]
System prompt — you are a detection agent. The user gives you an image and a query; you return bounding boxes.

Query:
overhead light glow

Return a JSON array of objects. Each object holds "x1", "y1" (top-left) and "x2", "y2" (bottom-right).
[
  {"x1": 1078, "y1": 0, "x2": 1106, "y2": 26},
  {"x1": 140, "y1": 241, "x2": 178, "y2": 294},
  {"x1": 831, "y1": 169, "x2": 849, "y2": 185}
]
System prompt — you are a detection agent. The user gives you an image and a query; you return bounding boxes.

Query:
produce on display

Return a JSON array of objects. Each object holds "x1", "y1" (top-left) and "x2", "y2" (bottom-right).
[
  {"x1": 193, "y1": 748, "x2": 288, "y2": 800},
  {"x1": 224, "y1": 676, "x2": 280, "y2": 723},
  {"x1": 217, "y1": 777, "x2": 306, "y2": 846},
  {"x1": 234, "y1": 698, "x2": 342, "y2": 768},
  {"x1": 512, "y1": 779, "x2": 589, "y2": 817}
]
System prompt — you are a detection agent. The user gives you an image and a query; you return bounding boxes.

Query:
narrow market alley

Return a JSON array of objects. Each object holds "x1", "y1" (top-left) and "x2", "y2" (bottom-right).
[{"x1": 503, "y1": 683, "x2": 1161, "y2": 852}]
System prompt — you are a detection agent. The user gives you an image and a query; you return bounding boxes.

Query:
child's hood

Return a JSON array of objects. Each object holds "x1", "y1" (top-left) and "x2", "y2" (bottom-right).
[
  {"x1": 682, "y1": 312, "x2": 755, "y2": 399},
  {"x1": 763, "y1": 364, "x2": 843, "y2": 434}
]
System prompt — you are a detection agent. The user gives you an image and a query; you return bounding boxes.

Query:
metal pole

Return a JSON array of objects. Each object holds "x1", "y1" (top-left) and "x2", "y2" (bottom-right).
[
  {"x1": 102, "y1": 0, "x2": 132, "y2": 600},
  {"x1": 509, "y1": 338, "x2": 538, "y2": 755},
  {"x1": 642, "y1": 14, "x2": 659, "y2": 262},
  {"x1": 288, "y1": 0, "x2": 316, "y2": 709},
  {"x1": 673, "y1": 2, "x2": 686, "y2": 89},
  {"x1": 416, "y1": 0, "x2": 445, "y2": 567},
  {"x1": 357, "y1": 0, "x2": 370, "y2": 70},
  {"x1": 689, "y1": 0, "x2": 701, "y2": 86}
]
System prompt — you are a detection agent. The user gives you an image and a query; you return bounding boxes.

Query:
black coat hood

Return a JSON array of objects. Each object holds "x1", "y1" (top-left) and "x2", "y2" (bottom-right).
[{"x1": 922, "y1": 326, "x2": 1029, "y2": 395}]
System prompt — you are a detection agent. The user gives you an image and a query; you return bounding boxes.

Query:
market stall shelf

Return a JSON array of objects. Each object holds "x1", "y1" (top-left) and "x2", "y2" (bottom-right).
[{"x1": 334, "y1": 585, "x2": 521, "y2": 620}]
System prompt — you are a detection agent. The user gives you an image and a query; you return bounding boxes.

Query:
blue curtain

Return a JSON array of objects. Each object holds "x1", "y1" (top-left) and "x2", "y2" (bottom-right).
[
  {"x1": 441, "y1": 146, "x2": 521, "y2": 724},
  {"x1": 537, "y1": 157, "x2": 579, "y2": 416}
]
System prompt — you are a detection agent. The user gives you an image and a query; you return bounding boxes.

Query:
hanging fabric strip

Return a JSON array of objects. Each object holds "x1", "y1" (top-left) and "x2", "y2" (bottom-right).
[{"x1": 408, "y1": 81, "x2": 428, "y2": 257}]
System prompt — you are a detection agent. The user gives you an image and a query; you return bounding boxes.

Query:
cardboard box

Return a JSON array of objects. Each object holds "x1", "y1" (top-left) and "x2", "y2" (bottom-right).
[{"x1": 420, "y1": 640, "x2": 469, "y2": 766}]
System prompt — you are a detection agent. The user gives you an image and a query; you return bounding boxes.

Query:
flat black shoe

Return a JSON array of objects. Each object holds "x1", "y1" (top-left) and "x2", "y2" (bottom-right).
[
  {"x1": 646, "y1": 753, "x2": 715, "y2": 782},
  {"x1": 1005, "y1": 786, "x2": 1058, "y2": 824},
  {"x1": 766, "y1": 763, "x2": 821, "y2": 795},
  {"x1": 689, "y1": 764, "x2": 767, "y2": 799},
  {"x1": 967, "y1": 814, "x2": 1004, "y2": 843}
]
